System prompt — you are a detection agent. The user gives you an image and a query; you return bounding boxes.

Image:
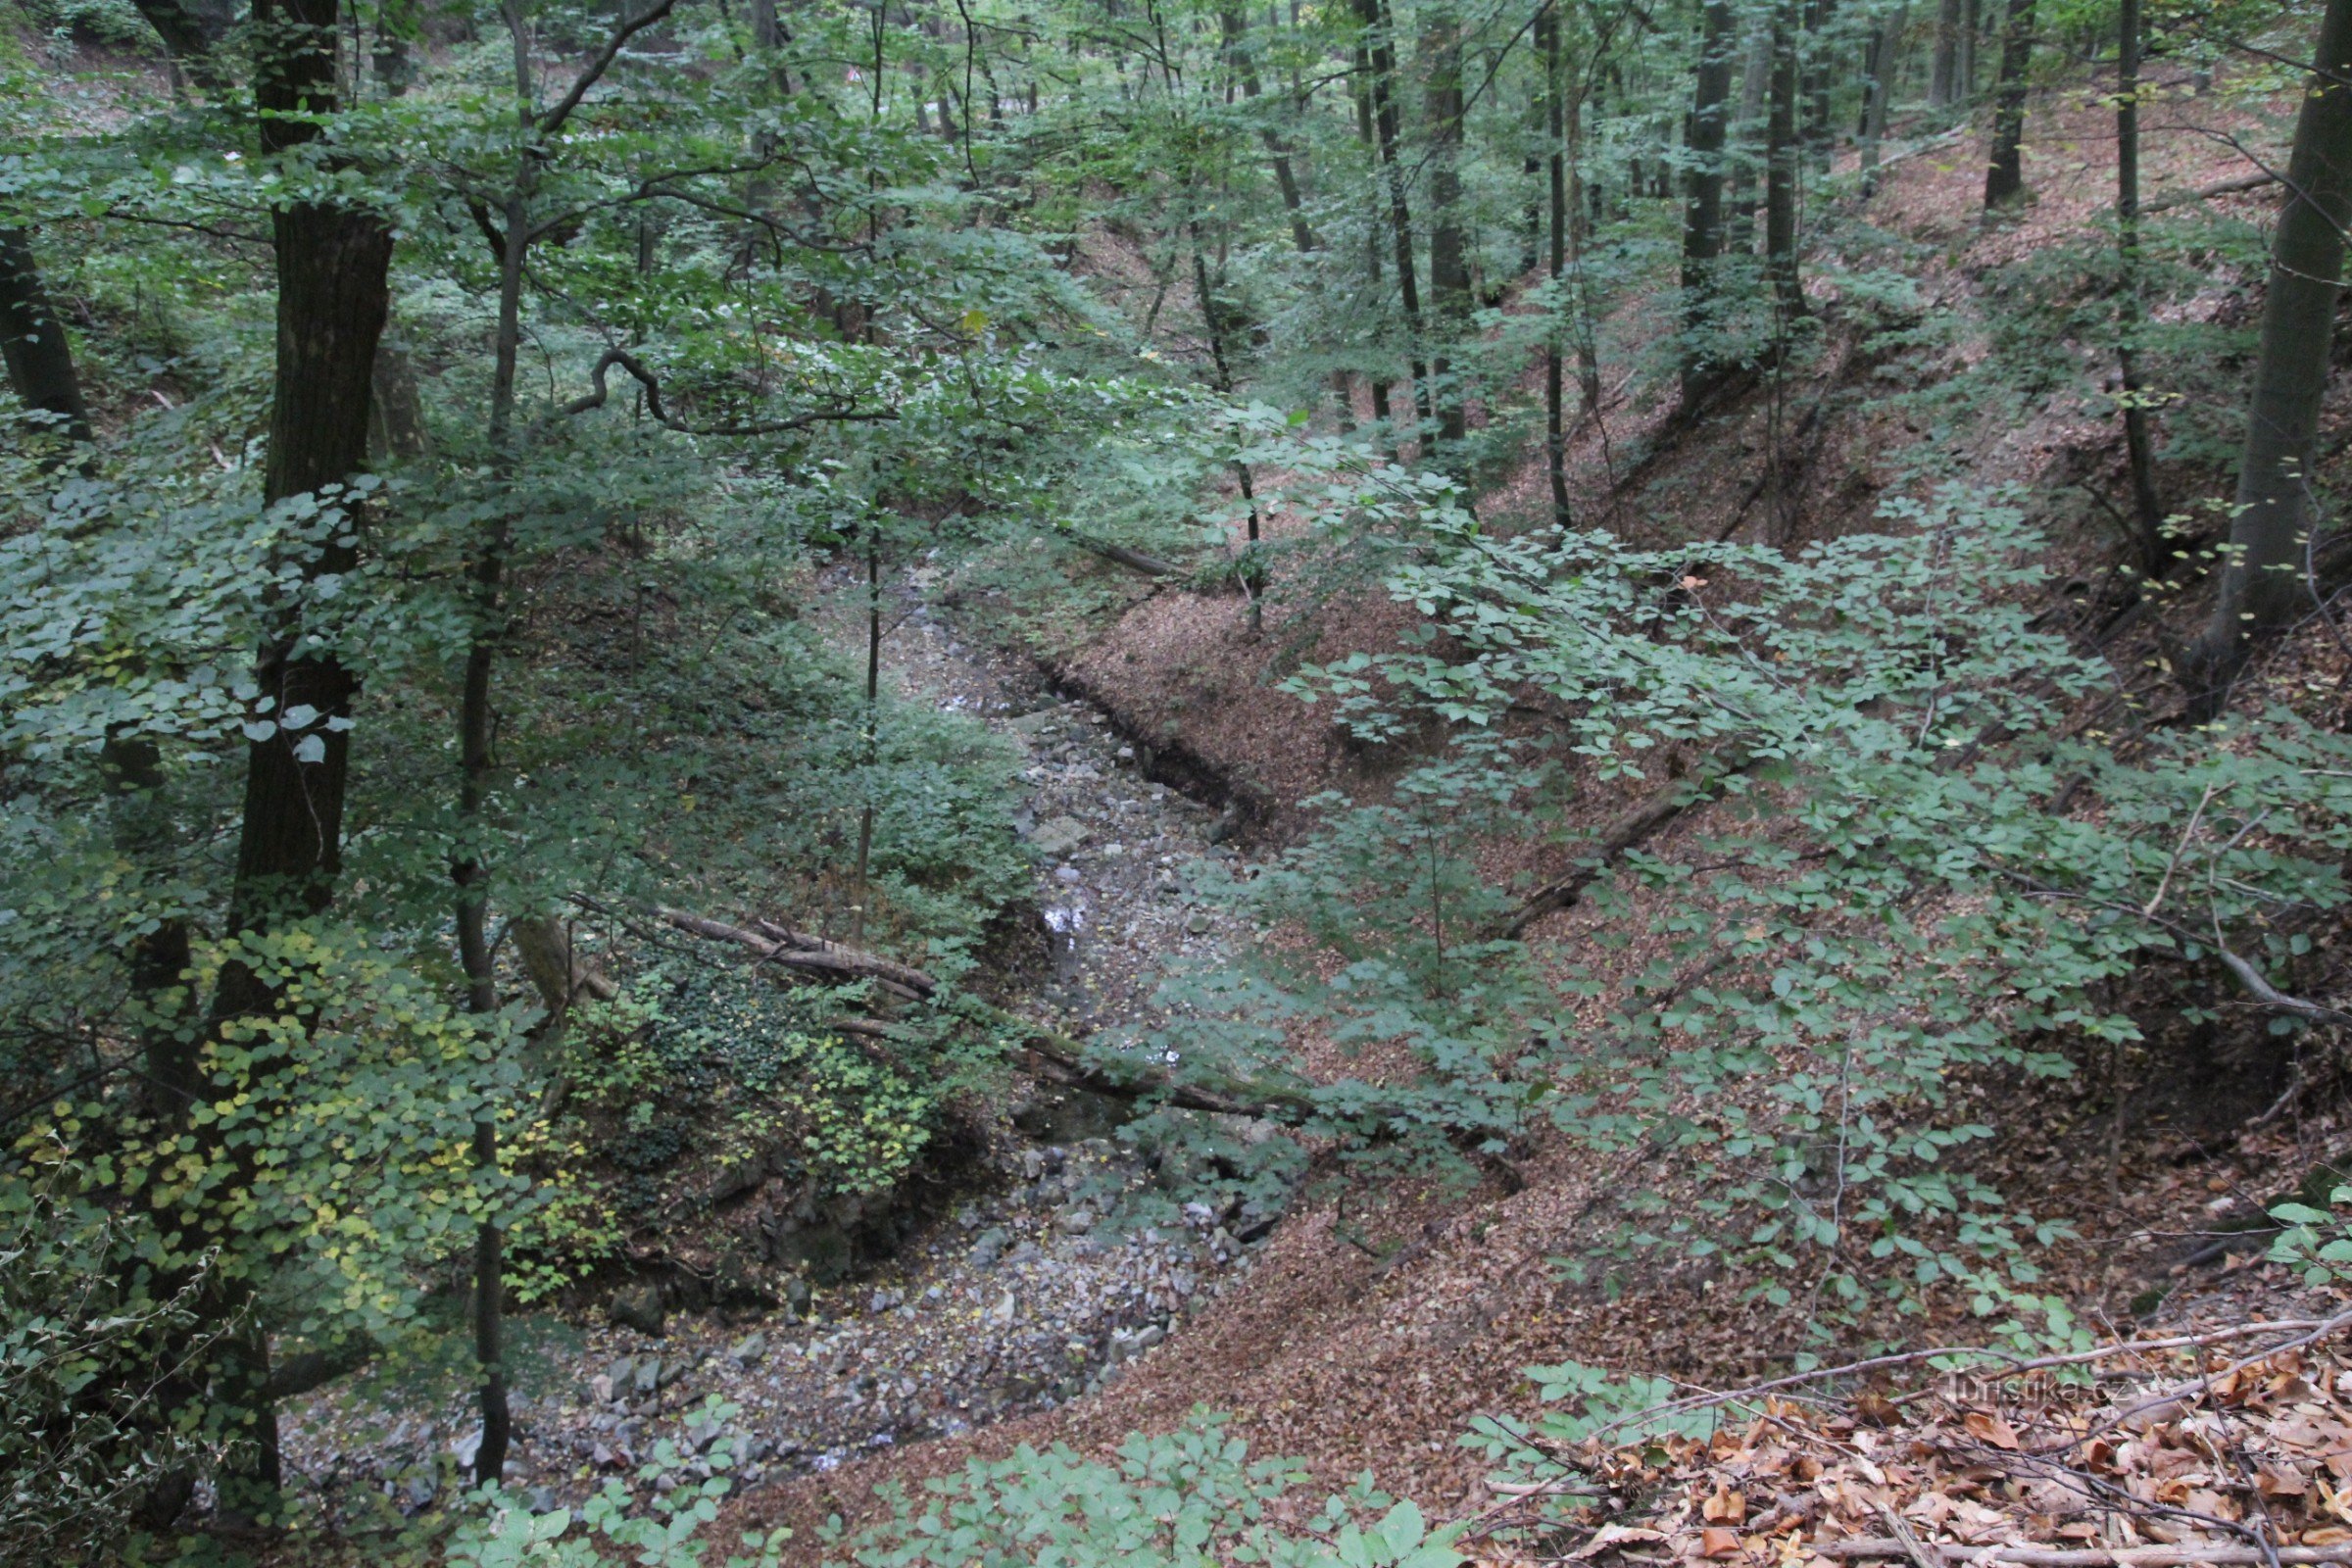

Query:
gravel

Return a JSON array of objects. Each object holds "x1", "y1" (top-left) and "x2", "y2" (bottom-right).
[{"x1": 274, "y1": 562, "x2": 1265, "y2": 1522}]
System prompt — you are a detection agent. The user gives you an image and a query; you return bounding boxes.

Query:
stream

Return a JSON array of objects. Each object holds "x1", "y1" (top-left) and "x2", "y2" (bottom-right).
[{"x1": 278, "y1": 564, "x2": 1263, "y2": 1522}]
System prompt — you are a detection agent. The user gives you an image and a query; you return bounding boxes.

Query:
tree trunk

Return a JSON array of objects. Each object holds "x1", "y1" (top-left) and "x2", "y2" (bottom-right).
[
  {"x1": 1357, "y1": 0, "x2": 1433, "y2": 437},
  {"x1": 2115, "y1": 0, "x2": 2167, "y2": 569},
  {"x1": 1930, "y1": 0, "x2": 1961, "y2": 104},
  {"x1": 1423, "y1": 0, "x2": 1469, "y2": 450},
  {"x1": 199, "y1": 0, "x2": 396, "y2": 1507},
  {"x1": 2188, "y1": 0, "x2": 2352, "y2": 687},
  {"x1": 1983, "y1": 0, "x2": 2034, "y2": 207},
  {"x1": 1859, "y1": 5, "x2": 1905, "y2": 196},
  {"x1": 0, "y1": 227, "x2": 93, "y2": 453},
  {"x1": 1543, "y1": 1, "x2": 1571, "y2": 524},
  {"x1": 1729, "y1": 21, "x2": 1772, "y2": 251},
  {"x1": 1765, "y1": 0, "x2": 1805, "y2": 323},
  {"x1": 1222, "y1": 8, "x2": 1314, "y2": 253},
  {"x1": 1681, "y1": 0, "x2": 1737, "y2": 405}
]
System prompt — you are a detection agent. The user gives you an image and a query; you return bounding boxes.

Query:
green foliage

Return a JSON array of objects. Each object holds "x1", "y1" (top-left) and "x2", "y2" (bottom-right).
[
  {"x1": 0, "y1": 1159, "x2": 216, "y2": 1562},
  {"x1": 829, "y1": 1413, "x2": 1464, "y2": 1568}
]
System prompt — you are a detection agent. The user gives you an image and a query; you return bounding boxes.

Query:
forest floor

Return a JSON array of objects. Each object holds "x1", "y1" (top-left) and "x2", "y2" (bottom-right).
[{"x1": 719, "y1": 74, "x2": 2352, "y2": 1558}]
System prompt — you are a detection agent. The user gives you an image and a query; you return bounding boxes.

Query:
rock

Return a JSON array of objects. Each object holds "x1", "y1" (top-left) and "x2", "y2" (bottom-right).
[
  {"x1": 989, "y1": 1289, "x2": 1018, "y2": 1324},
  {"x1": 1030, "y1": 815, "x2": 1090, "y2": 858},
  {"x1": 656, "y1": 1355, "x2": 693, "y2": 1390},
  {"x1": 727, "y1": 1332, "x2": 767, "y2": 1365},
  {"x1": 968, "y1": 1227, "x2": 1010, "y2": 1267},
  {"x1": 404, "y1": 1472, "x2": 437, "y2": 1509},
  {"x1": 1135, "y1": 1322, "x2": 1166, "y2": 1350},
  {"x1": 1056, "y1": 1206, "x2": 1098, "y2": 1235},
  {"x1": 956, "y1": 1204, "x2": 981, "y2": 1231},
  {"x1": 526, "y1": 1486, "x2": 558, "y2": 1513},
  {"x1": 1006, "y1": 710, "x2": 1058, "y2": 737},
  {"x1": 608, "y1": 1284, "x2": 665, "y2": 1337},
  {"x1": 451, "y1": 1427, "x2": 482, "y2": 1468},
  {"x1": 1005, "y1": 1241, "x2": 1043, "y2": 1266},
  {"x1": 1185, "y1": 910, "x2": 1213, "y2": 936},
  {"x1": 783, "y1": 1275, "x2": 813, "y2": 1315},
  {"x1": 632, "y1": 1358, "x2": 662, "y2": 1396},
  {"x1": 868, "y1": 1288, "x2": 904, "y2": 1315},
  {"x1": 590, "y1": 1372, "x2": 615, "y2": 1402}
]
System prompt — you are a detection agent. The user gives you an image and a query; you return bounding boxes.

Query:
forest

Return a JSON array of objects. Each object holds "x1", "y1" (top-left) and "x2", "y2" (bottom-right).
[{"x1": 11, "y1": 0, "x2": 2352, "y2": 1555}]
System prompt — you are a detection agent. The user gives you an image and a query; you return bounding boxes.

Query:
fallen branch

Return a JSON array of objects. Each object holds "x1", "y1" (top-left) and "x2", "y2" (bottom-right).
[
  {"x1": 560, "y1": 347, "x2": 898, "y2": 438},
  {"x1": 1060, "y1": 529, "x2": 1184, "y2": 578},
  {"x1": 1820, "y1": 1542, "x2": 2352, "y2": 1566},
  {"x1": 657, "y1": 907, "x2": 931, "y2": 1001},
  {"x1": 656, "y1": 904, "x2": 1327, "y2": 1123},
  {"x1": 1490, "y1": 752, "x2": 1755, "y2": 939},
  {"x1": 2138, "y1": 171, "x2": 2280, "y2": 217}
]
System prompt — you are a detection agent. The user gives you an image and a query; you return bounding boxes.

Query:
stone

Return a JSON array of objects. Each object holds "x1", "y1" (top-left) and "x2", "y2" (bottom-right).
[
  {"x1": 1185, "y1": 910, "x2": 1213, "y2": 936},
  {"x1": 1135, "y1": 1322, "x2": 1166, "y2": 1350},
  {"x1": 632, "y1": 1357, "x2": 662, "y2": 1396},
  {"x1": 968, "y1": 1227, "x2": 1010, "y2": 1268},
  {"x1": 1029, "y1": 814, "x2": 1089, "y2": 858},
  {"x1": 607, "y1": 1283, "x2": 665, "y2": 1337},
  {"x1": 1006, "y1": 710, "x2": 1059, "y2": 737},
  {"x1": 783, "y1": 1275, "x2": 813, "y2": 1315},
  {"x1": 988, "y1": 1289, "x2": 1018, "y2": 1325},
  {"x1": 451, "y1": 1427, "x2": 482, "y2": 1468},
  {"x1": 727, "y1": 1332, "x2": 767, "y2": 1365},
  {"x1": 868, "y1": 1288, "x2": 904, "y2": 1315},
  {"x1": 1055, "y1": 1206, "x2": 1098, "y2": 1235},
  {"x1": 526, "y1": 1486, "x2": 558, "y2": 1513}
]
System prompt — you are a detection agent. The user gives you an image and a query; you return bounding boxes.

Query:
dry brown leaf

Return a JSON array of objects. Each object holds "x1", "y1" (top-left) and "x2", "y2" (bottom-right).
[
  {"x1": 1963, "y1": 1411, "x2": 2020, "y2": 1450},
  {"x1": 1700, "y1": 1527, "x2": 1744, "y2": 1558},
  {"x1": 1704, "y1": 1489, "x2": 1748, "y2": 1525}
]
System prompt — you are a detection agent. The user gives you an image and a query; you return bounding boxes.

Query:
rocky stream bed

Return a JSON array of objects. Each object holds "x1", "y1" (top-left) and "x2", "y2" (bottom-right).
[{"x1": 277, "y1": 567, "x2": 1269, "y2": 1524}]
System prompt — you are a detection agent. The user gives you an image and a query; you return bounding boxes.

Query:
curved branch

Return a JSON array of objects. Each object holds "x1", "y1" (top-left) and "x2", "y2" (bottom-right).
[{"x1": 558, "y1": 347, "x2": 898, "y2": 436}]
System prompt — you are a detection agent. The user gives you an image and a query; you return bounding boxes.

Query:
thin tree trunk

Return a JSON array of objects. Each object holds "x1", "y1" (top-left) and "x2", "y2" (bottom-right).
[
  {"x1": 1543, "y1": 0, "x2": 1571, "y2": 524},
  {"x1": 1859, "y1": 4, "x2": 1905, "y2": 196},
  {"x1": 1352, "y1": 46, "x2": 1397, "y2": 439},
  {"x1": 1983, "y1": 0, "x2": 2034, "y2": 207},
  {"x1": 1358, "y1": 0, "x2": 1432, "y2": 438},
  {"x1": 2115, "y1": 0, "x2": 2166, "y2": 567},
  {"x1": 1424, "y1": 0, "x2": 1468, "y2": 450},
  {"x1": 1729, "y1": 21, "x2": 1772, "y2": 250},
  {"x1": 1800, "y1": 0, "x2": 1838, "y2": 162},
  {"x1": 1681, "y1": 0, "x2": 1736, "y2": 405},
  {"x1": 2188, "y1": 0, "x2": 2352, "y2": 688},
  {"x1": 1223, "y1": 8, "x2": 1314, "y2": 252},
  {"x1": 1765, "y1": 0, "x2": 1805, "y2": 323}
]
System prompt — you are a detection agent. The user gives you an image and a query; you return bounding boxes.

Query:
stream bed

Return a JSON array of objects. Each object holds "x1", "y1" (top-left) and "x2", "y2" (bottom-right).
[{"x1": 278, "y1": 567, "x2": 1263, "y2": 1521}]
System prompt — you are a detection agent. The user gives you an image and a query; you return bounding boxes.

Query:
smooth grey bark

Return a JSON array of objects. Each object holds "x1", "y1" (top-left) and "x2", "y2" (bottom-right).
[
  {"x1": 1859, "y1": 4, "x2": 1907, "y2": 196},
  {"x1": 2189, "y1": 0, "x2": 2352, "y2": 687}
]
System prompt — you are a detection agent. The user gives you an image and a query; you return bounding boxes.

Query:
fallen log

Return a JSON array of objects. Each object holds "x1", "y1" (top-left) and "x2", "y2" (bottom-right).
[
  {"x1": 1061, "y1": 529, "x2": 1184, "y2": 578},
  {"x1": 2138, "y1": 170, "x2": 2279, "y2": 216},
  {"x1": 658, "y1": 905, "x2": 1324, "y2": 1124}
]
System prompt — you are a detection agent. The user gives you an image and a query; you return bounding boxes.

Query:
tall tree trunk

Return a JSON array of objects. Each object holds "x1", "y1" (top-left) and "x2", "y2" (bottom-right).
[
  {"x1": 0, "y1": 227, "x2": 93, "y2": 452},
  {"x1": 1357, "y1": 0, "x2": 1433, "y2": 437},
  {"x1": 1983, "y1": 0, "x2": 2034, "y2": 206},
  {"x1": 1222, "y1": 8, "x2": 1314, "y2": 253},
  {"x1": 2115, "y1": 0, "x2": 2166, "y2": 569},
  {"x1": 1729, "y1": 21, "x2": 1772, "y2": 251},
  {"x1": 199, "y1": 0, "x2": 396, "y2": 1506},
  {"x1": 1351, "y1": 45, "x2": 1397, "y2": 439},
  {"x1": 1800, "y1": 0, "x2": 1838, "y2": 162},
  {"x1": 1424, "y1": 0, "x2": 1469, "y2": 450},
  {"x1": 1859, "y1": 4, "x2": 1905, "y2": 196},
  {"x1": 2188, "y1": 0, "x2": 2352, "y2": 688},
  {"x1": 1681, "y1": 0, "x2": 1737, "y2": 405},
  {"x1": 1930, "y1": 0, "x2": 1961, "y2": 104},
  {"x1": 1543, "y1": 0, "x2": 1571, "y2": 524},
  {"x1": 1765, "y1": 0, "x2": 1805, "y2": 323}
]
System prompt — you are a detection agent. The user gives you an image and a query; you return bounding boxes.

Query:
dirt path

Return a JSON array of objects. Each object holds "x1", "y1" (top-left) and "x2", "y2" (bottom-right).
[{"x1": 277, "y1": 566, "x2": 1265, "y2": 1522}]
